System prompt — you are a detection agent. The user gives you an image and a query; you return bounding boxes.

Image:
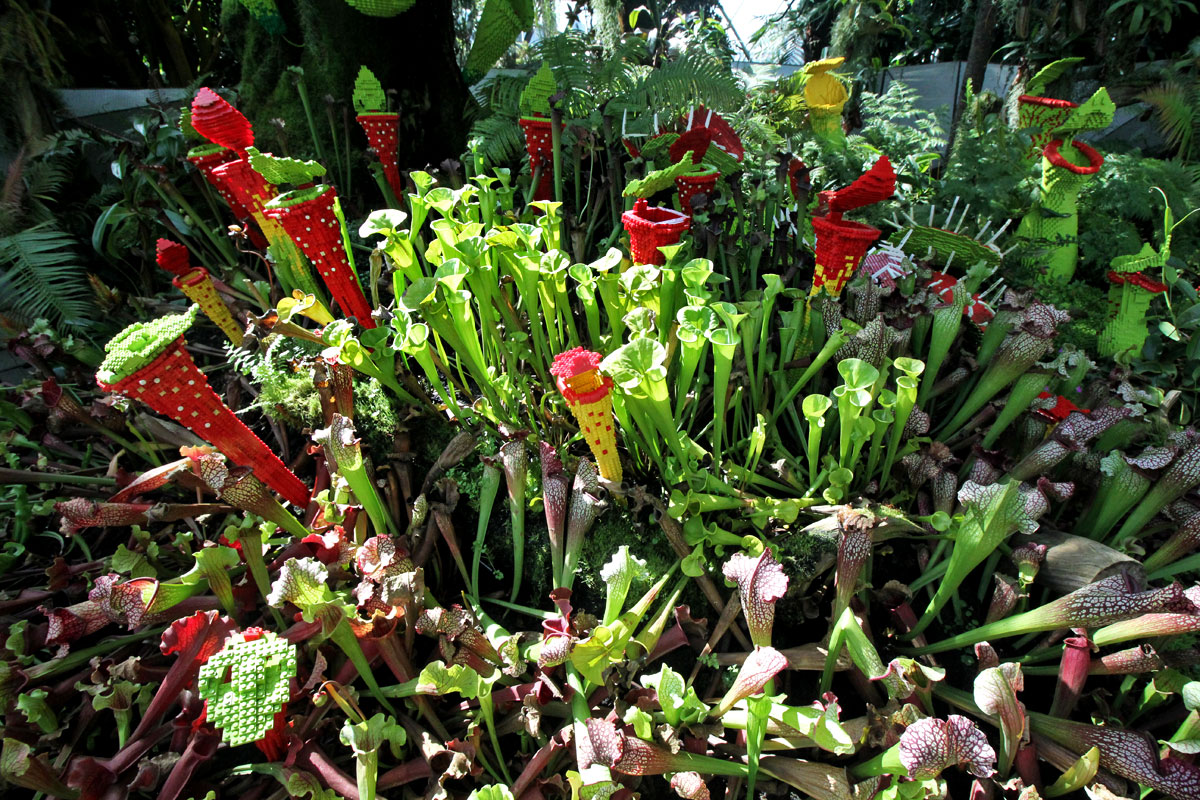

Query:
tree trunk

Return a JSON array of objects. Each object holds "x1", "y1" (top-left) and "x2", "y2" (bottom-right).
[
  {"x1": 228, "y1": 0, "x2": 473, "y2": 175},
  {"x1": 949, "y1": 0, "x2": 998, "y2": 150},
  {"x1": 963, "y1": 0, "x2": 997, "y2": 97}
]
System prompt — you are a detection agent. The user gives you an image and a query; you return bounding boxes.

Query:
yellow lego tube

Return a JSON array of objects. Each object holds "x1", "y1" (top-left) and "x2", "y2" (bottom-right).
[
  {"x1": 174, "y1": 267, "x2": 244, "y2": 346},
  {"x1": 550, "y1": 347, "x2": 622, "y2": 483}
]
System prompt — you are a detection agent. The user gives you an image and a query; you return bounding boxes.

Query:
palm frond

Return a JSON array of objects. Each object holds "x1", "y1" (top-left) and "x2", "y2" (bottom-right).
[{"x1": 0, "y1": 223, "x2": 96, "y2": 329}]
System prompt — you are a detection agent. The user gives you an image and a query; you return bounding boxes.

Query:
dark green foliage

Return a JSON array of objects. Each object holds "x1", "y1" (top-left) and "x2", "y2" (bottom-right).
[
  {"x1": 468, "y1": 109, "x2": 527, "y2": 168},
  {"x1": 0, "y1": 137, "x2": 107, "y2": 332},
  {"x1": 0, "y1": 225, "x2": 95, "y2": 331},
  {"x1": 939, "y1": 95, "x2": 1036, "y2": 221},
  {"x1": 223, "y1": 0, "x2": 472, "y2": 170},
  {"x1": 1077, "y1": 153, "x2": 1200, "y2": 280},
  {"x1": 571, "y1": 512, "x2": 697, "y2": 614},
  {"x1": 227, "y1": 337, "x2": 399, "y2": 451}
]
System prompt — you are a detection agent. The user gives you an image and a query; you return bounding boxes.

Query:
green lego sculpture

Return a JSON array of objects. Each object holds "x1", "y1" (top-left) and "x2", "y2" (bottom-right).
[
  {"x1": 1096, "y1": 243, "x2": 1168, "y2": 363},
  {"x1": 1015, "y1": 87, "x2": 1115, "y2": 283}
]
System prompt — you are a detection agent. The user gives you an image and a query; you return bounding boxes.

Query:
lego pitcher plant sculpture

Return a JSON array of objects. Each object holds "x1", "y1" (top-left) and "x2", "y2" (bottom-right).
[
  {"x1": 352, "y1": 66, "x2": 403, "y2": 203},
  {"x1": 188, "y1": 88, "x2": 323, "y2": 303},
  {"x1": 1014, "y1": 87, "x2": 1115, "y2": 283},
  {"x1": 810, "y1": 156, "x2": 897, "y2": 299},
  {"x1": 95, "y1": 307, "x2": 310, "y2": 507},
  {"x1": 551, "y1": 348, "x2": 622, "y2": 484},
  {"x1": 252, "y1": 150, "x2": 377, "y2": 327}
]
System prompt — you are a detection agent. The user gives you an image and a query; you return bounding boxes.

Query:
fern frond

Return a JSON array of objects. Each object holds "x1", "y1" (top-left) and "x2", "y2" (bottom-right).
[
  {"x1": 468, "y1": 114, "x2": 526, "y2": 167},
  {"x1": 25, "y1": 157, "x2": 70, "y2": 202},
  {"x1": 0, "y1": 224, "x2": 95, "y2": 329},
  {"x1": 1140, "y1": 81, "x2": 1197, "y2": 158},
  {"x1": 634, "y1": 47, "x2": 745, "y2": 118},
  {"x1": 533, "y1": 31, "x2": 601, "y2": 117}
]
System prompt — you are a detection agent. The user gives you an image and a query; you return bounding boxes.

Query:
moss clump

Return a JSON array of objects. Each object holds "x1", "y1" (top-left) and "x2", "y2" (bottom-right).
[
  {"x1": 97, "y1": 305, "x2": 199, "y2": 384},
  {"x1": 476, "y1": 503, "x2": 554, "y2": 605},
  {"x1": 229, "y1": 336, "x2": 398, "y2": 452},
  {"x1": 572, "y1": 511, "x2": 708, "y2": 618},
  {"x1": 770, "y1": 524, "x2": 840, "y2": 630}
]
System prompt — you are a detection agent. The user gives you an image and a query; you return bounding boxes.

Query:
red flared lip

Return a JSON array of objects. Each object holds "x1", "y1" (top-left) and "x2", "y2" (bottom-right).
[
  {"x1": 562, "y1": 383, "x2": 612, "y2": 405},
  {"x1": 263, "y1": 185, "x2": 336, "y2": 218},
  {"x1": 1107, "y1": 270, "x2": 1168, "y2": 293},
  {"x1": 670, "y1": 128, "x2": 713, "y2": 163},
  {"x1": 1044, "y1": 139, "x2": 1104, "y2": 174},
  {"x1": 555, "y1": 375, "x2": 613, "y2": 406},
  {"x1": 1018, "y1": 95, "x2": 1079, "y2": 110},
  {"x1": 811, "y1": 215, "x2": 882, "y2": 241},
  {"x1": 173, "y1": 267, "x2": 211, "y2": 289},
  {"x1": 156, "y1": 240, "x2": 192, "y2": 276},
  {"x1": 191, "y1": 87, "x2": 255, "y2": 154},
  {"x1": 623, "y1": 204, "x2": 689, "y2": 227},
  {"x1": 186, "y1": 148, "x2": 234, "y2": 169},
  {"x1": 550, "y1": 347, "x2": 603, "y2": 378},
  {"x1": 677, "y1": 167, "x2": 719, "y2": 184}
]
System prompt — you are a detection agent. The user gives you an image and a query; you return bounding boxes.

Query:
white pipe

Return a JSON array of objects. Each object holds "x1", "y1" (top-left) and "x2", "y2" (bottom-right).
[
  {"x1": 944, "y1": 196, "x2": 959, "y2": 229},
  {"x1": 986, "y1": 218, "x2": 1013, "y2": 246},
  {"x1": 954, "y1": 204, "x2": 970, "y2": 233}
]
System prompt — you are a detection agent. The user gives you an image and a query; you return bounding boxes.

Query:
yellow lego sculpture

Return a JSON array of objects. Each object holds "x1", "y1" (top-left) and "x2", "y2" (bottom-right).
[{"x1": 551, "y1": 348, "x2": 622, "y2": 483}]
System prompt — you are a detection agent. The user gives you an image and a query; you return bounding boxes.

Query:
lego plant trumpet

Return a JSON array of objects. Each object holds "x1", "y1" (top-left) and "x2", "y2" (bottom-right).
[
  {"x1": 96, "y1": 306, "x2": 310, "y2": 507},
  {"x1": 255, "y1": 150, "x2": 376, "y2": 326},
  {"x1": 156, "y1": 239, "x2": 244, "y2": 346}
]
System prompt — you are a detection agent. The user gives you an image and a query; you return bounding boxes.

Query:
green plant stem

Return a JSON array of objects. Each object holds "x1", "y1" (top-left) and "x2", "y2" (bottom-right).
[
  {"x1": 295, "y1": 75, "x2": 325, "y2": 164},
  {"x1": 0, "y1": 468, "x2": 116, "y2": 487},
  {"x1": 329, "y1": 622, "x2": 396, "y2": 714},
  {"x1": 507, "y1": 492, "x2": 526, "y2": 604},
  {"x1": 472, "y1": 462, "x2": 502, "y2": 598},
  {"x1": 477, "y1": 689, "x2": 513, "y2": 785},
  {"x1": 239, "y1": 529, "x2": 286, "y2": 628},
  {"x1": 770, "y1": 329, "x2": 849, "y2": 425},
  {"x1": 849, "y1": 744, "x2": 905, "y2": 780},
  {"x1": 26, "y1": 628, "x2": 164, "y2": 681}
]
